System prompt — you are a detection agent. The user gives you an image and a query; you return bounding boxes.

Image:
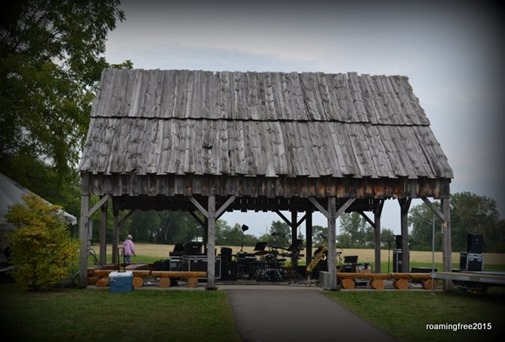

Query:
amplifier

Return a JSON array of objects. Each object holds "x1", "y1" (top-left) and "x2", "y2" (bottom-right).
[
  {"x1": 182, "y1": 255, "x2": 221, "y2": 279},
  {"x1": 459, "y1": 252, "x2": 484, "y2": 272},
  {"x1": 169, "y1": 257, "x2": 182, "y2": 271}
]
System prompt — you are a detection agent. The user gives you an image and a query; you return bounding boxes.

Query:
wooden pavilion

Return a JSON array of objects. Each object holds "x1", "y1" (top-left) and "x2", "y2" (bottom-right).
[{"x1": 78, "y1": 69, "x2": 453, "y2": 290}]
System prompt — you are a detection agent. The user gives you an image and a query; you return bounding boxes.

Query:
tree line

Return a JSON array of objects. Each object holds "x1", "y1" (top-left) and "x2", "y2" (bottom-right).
[{"x1": 84, "y1": 191, "x2": 504, "y2": 254}]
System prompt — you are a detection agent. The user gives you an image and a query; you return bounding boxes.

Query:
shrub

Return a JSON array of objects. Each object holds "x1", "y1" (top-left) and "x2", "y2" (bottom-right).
[{"x1": 5, "y1": 194, "x2": 79, "y2": 290}]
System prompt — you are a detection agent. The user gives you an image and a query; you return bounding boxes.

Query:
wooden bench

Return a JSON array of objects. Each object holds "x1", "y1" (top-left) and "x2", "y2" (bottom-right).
[
  {"x1": 87, "y1": 269, "x2": 206, "y2": 288},
  {"x1": 151, "y1": 271, "x2": 207, "y2": 288},
  {"x1": 336, "y1": 273, "x2": 436, "y2": 290}
]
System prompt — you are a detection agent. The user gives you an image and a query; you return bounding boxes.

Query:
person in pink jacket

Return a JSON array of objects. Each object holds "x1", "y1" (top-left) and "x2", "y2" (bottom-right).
[{"x1": 123, "y1": 234, "x2": 136, "y2": 264}]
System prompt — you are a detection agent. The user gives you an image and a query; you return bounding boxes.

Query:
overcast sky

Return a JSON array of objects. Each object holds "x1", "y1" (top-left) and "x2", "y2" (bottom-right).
[{"x1": 104, "y1": 0, "x2": 504, "y2": 237}]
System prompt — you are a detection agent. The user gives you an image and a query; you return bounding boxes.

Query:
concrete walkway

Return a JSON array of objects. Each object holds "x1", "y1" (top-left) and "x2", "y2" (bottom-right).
[{"x1": 224, "y1": 286, "x2": 396, "y2": 342}]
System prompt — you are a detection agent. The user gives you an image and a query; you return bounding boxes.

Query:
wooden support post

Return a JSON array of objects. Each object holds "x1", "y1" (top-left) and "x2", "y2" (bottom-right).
[
  {"x1": 112, "y1": 198, "x2": 119, "y2": 264},
  {"x1": 78, "y1": 174, "x2": 90, "y2": 288},
  {"x1": 189, "y1": 195, "x2": 234, "y2": 290},
  {"x1": 207, "y1": 195, "x2": 216, "y2": 290},
  {"x1": 374, "y1": 200, "x2": 384, "y2": 273},
  {"x1": 203, "y1": 217, "x2": 208, "y2": 251},
  {"x1": 306, "y1": 210, "x2": 313, "y2": 268},
  {"x1": 399, "y1": 199, "x2": 412, "y2": 273},
  {"x1": 291, "y1": 210, "x2": 297, "y2": 268},
  {"x1": 99, "y1": 196, "x2": 108, "y2": 266},
  {"x1": 327, "y1": 197, "x2": 337, "y2": 290},
  {"x1": 441, "y1": 196, "x2": 452, "y2": 291}
]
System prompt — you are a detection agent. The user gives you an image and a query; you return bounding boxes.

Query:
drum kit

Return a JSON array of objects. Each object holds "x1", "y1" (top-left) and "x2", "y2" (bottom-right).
[{"x1": 235, "y1": 240, "x2": 303, "y2": 282}]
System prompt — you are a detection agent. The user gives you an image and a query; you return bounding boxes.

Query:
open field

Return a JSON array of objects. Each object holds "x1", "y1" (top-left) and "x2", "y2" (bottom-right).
[{"x1": 97, "y1": 243, "x2": 505, "y2": 265}]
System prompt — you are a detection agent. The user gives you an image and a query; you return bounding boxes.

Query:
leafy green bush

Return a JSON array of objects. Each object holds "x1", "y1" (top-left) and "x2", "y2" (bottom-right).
[{"x1": 5, "y1": 194, "x2": 79, "y2": 290}]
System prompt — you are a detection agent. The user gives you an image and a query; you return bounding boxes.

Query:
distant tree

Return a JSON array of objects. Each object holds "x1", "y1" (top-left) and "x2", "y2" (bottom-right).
[
  {"x1": 0, "y1": 0, "x2": 130, "y2": 207},
  {"x1": 5, "y1": 194, "x2": 79, "y2": 290},
  {"x1": 216, "y1": 222, "x2": 256, "y2": 247},
  {"x1": 337, "y1": 232, "x2": 352, "y2": 248},
  {"x1": 269, "y1": 221, "x2": 290, "y2": 248},
  {"x1": 339, "y1": 212, "x2": 374, "y2": 247},
  {"x1": 127, "y1": 211, "x2": 163, "y2": 242},
  {"x1": 408, "y1": 192, "x2": 504, "y2": 252},
  {"x1": 450, "y1": 192, "x2": 503, "y2": 252},
  {"x1": 409, "y1": 203, "x2": 443, "y2": 251},
  {"x1": 160, "y1": 212, "x2": 202, "y2": 244},
  {"x1": 380, "y1": 228, "x2": 396, "y2": 249},
  {"x1": 312, "y1": 225, "x2": 327, "y2": 246}
]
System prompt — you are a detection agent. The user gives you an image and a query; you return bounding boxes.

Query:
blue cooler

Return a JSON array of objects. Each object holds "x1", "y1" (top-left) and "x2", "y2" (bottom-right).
[{"x1": 109, "y1": 271, "x2": 133, "y2": 293}]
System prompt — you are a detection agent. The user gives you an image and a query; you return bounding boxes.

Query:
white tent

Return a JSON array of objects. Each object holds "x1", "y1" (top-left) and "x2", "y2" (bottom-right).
[{"x1": 0, "y1": 172, "x2": 77, "y2": 233}]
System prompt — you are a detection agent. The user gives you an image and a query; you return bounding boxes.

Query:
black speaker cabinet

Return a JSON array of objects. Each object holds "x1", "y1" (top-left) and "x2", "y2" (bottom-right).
[
  {"x1": 460, "y1": 252, "x2": 483, "y2": 272},
  {"x1": 221, "y1": 260, "x2": 238, "y2": 280},
  {"x1": 467, "y1": 234, "x2": 483, "y2": 254},
  {"x1": 395, "y1": 235, "x2": 402, "y2": 249},
  {"x1": 220, "y1": 247, "x2": 233, "y2": 263},
  {"x1": 182, "y1": 255, "x2": 221, "y2": 279}
]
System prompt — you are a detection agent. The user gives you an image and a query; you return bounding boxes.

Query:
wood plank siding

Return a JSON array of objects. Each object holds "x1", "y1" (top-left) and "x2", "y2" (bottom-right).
[{"x1": 79, "y1": 69, "x2": 453, "y2": 205}]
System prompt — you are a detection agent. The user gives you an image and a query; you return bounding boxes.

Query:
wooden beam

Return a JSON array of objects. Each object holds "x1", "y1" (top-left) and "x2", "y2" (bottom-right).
[
  {"x1": 291, "y1": 210, "x2": 298, "y2": 268},
  {"x1": 190, "y1": 197, "x2": 209, "y2": 218},
  {"x1": 119, "y1": 209, "x2": 136, "y2": 225},
  {"x1": 374, "y1": 199, "x2": 385, "y2": 217},
  {"x1": 399, "y1": 198, "x2": 412, "y2": 273},
  {"x1": 88, "y1": 194, "x2": 110, "y2": 218},
  {"x1": 190, "y1": 211, "x2": 205, "y2": 227},
  {"x1": 295, "y1": 213, "x2": 307, "y2": 228},
  {"x1": 421, "y1": 197, "x2": 445, "y2": 222},
  {"x1": 99, "y1": 196, "x2": 108, "y2": 266},
  {"x1": 112, "y1": 198, "x2": 119, "y2": 264},
  {"x1": 359, "y1": 211, "x2": 375, "y2": 229},
  {"x1": 306, "y1": 210, "x2": 313, "y2": 268},
  {"x1": 216, "y1": 196, "x2": 236, "y2": 218},
  {"x1": 78, "y1": 174, "x2": 90, "y2": 288},
  {"x1": 327, "y1": 197, "x2": 337, "y2": 290},
  {"x1": 441, "y1": 196, "x2": 452, "y2": 291},
  {"x1": 274, "y1": 210, "x2": 291, "y2": 226},
  {"x1": 151, "y1": 271, "x2": 207, "y2": 278},
  {"x1": 374, "y1": 200, "x2": 384, "y2": 273},
  {"x1": 207, "y1": 195, "x2": 216, "y2": 290},
  {"x1": 308, "y1": 197, "x2": 328, "y2": 218},
  {"x1": 336, "y1": 198, "x2": 355, "y2": 218}
]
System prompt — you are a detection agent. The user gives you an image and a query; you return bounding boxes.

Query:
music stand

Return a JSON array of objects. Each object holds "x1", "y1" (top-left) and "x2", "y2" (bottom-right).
[
  {"x1": 253, "y1": 241, "x2": 268, "y2": 252},
  {"x1": 343, "y1": 255, "x2": 358, "y2": 264},
  {"x1": 343, "y1": 255, "x2": 358, "y2": 273}
]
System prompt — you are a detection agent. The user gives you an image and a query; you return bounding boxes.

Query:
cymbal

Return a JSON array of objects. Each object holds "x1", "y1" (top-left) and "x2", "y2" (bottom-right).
[{"x1": 254, "y1": 250, "x2": 269, "y2": 255}]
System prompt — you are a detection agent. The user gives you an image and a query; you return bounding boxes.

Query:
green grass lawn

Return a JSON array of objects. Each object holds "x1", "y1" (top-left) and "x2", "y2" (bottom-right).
[
  {"x1": 0, "y1": 283, "x2": 240, "y2": 342},
  {"x1": 325, "y1": 288, "x2": 505, "y2": 342}
]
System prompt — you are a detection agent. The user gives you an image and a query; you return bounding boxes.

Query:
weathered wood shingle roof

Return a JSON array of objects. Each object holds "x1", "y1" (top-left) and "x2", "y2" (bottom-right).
[{"x1": 79, "y1": 69, "x2": 453, "y2": 180}]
